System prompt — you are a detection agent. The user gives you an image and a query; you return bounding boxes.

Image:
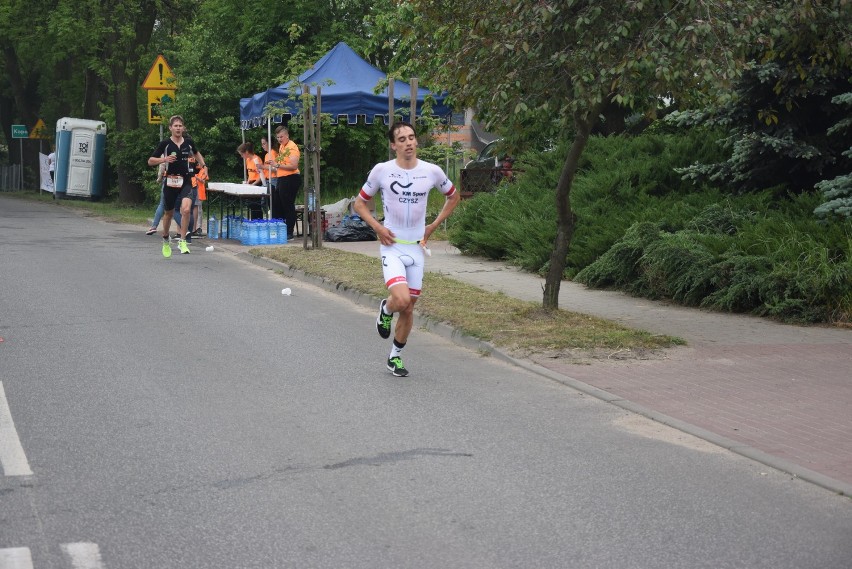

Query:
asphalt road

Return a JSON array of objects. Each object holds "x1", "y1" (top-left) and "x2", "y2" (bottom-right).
[{"x1": 1, "y1": 195, "x2": 850, "y2": 569}]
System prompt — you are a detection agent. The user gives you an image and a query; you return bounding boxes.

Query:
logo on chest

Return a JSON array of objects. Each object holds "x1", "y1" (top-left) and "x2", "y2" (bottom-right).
[{"x1": 389, "y1": 181, "x2": 413, "y2": 195}]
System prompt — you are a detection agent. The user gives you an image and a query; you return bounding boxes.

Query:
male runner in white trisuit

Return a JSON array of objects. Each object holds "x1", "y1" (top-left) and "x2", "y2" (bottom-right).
[{"x1": 354, "y1": 121, "x2": 460, "y2": 377}]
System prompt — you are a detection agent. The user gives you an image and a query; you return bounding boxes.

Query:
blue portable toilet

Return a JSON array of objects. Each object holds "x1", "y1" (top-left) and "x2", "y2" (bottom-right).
[{"x1": 55, "y1": 118, "x2": 107, "y2": 199}]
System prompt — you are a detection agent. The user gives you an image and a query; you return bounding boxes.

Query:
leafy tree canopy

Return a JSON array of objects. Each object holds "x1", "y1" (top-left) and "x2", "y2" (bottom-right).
[
  {"x1": 391, "y1": 0, "x2": 768, "y2": 309},
  {"x1": 670, "y1": 0, "x2": 852, "y2": 197}
]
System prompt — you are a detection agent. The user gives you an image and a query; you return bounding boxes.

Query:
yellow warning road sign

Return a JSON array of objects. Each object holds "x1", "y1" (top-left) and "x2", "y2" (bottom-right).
[
  {"x1": 142, "y1": 55, "x2": 177, "y2": 90},
  {"x1": 29, "y1": 119, "x2": 50, "y2": 139},
  {"x1": 147, "y1": 89, "x2": 176, "y2": 124}
]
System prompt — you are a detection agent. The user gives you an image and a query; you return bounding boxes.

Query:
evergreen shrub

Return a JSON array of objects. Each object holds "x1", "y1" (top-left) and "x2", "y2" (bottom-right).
[
  {"x1": 576, "y1": 194, "x2": 852, "y2": 323},
  {"x1": 449, "y1": 128, "x2": 852, "y2": 323},
  {"x1": 449, "y1": 129, "x2": 727, "y2": 274}
]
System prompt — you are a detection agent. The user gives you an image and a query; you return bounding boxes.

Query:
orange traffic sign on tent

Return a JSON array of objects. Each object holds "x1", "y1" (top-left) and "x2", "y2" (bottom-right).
[{"x1": 142, "y1": 55, "x2": 177, "y2": 90}]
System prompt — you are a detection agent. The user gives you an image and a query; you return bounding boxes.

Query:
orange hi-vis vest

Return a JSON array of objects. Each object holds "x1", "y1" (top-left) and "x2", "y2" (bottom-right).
[
  {"x1": 277, "y1": 140, "x2": 300, "y2": 176},
  {"x1": 264, "y1": 148, "x2": 279, "y2": 180},
  {"x1": 245, "y1": 153, "x2": 262, "y2": 183},
  {"x1": 193, "y1": 166, "x2": 209, "y2": 200}
]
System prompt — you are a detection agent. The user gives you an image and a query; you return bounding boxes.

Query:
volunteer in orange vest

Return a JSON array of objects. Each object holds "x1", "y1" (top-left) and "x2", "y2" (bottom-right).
[
  {"x1": 237, "y1": 142, "x2": 263, "y2": 186},
  {"x1": 261, "y1": 136, "x2": 278, "y2": 192},
  {"x1": 273, "y1": 125, "x2": 301, "y2": 240},
  {"x1": 191, "y1": 165, "x2": 209, "y2": 235}
]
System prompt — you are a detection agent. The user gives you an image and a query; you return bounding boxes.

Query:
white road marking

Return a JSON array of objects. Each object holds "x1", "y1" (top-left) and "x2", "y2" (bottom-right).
[
  {"x1": 0, "y1": 544, "x2": 106, "y2": 569},
  {"x1": 61, "y1": 543, "x2": 105, "y2": 569},
  {"x1": 0, "y1": 382, "x2": 33, "y2": 476},
  {"x1": 0, "y1": 548, "x2": 33, "y2": 569}
]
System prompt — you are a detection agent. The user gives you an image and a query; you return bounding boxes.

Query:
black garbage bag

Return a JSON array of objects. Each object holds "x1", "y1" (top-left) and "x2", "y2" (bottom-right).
[{"x1": 324, "y1": 218, "x2": 377, "y2": 242}]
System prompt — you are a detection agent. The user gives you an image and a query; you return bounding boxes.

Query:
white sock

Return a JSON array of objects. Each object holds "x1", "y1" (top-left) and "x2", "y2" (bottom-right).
[{"x1": 389, "y1": 339, "x2": 405, "y2": 359}]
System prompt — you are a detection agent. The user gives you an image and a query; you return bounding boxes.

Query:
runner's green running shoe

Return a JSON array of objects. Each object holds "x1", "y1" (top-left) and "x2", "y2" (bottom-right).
[
  {"x1": 162, "y1": 238, "x2": 172, "y2": 258},
  {"x1": 387, "y1": 357, "x2": 409, "y2": 377},
  {"x1": 376, "y1": 299, "x2": 393, "y2": 339},
  {"x1": 178, "y1": 239, "x2": 190, "y2": 254}
]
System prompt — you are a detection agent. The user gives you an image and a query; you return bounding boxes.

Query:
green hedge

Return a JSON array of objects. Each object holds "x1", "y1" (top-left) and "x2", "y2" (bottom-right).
[
  {"x1": 449, "y1": 129, "x2": 852, "y2": 323},
  {"x1": 450, "y1": 129, "x2": 728, "y2": 273},
  {"x1": 576, "y1": 193, "x2": 852, "y2": 323}
]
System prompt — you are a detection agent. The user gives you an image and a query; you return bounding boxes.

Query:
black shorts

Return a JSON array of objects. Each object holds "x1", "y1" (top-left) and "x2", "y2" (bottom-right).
[{"x1": 163, "y1": 178, "x2": 194, "y2": 211}]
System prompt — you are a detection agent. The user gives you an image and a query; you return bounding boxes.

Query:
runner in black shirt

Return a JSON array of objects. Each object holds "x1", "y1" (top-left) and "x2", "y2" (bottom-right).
[{"x1": 148, "y1": 115, "x2": 207, "y2": 257}]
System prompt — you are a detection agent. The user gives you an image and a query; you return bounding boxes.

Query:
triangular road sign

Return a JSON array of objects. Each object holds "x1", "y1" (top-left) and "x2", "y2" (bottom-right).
[
  {"x1": 29, "y1": 119, "x2": 49, "y2": 139},
  {"x1": 142, "y1": 55, "x2": 177, "y2": 90}
]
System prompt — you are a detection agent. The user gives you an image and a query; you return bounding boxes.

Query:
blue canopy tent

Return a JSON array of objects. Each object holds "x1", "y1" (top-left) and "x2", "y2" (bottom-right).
[
  {"x1": 239, "y1": 42, "x2": 451, "y2": 129},
  {"x1": 236, "y1": 42, "x2": 452, "y2": 245}
]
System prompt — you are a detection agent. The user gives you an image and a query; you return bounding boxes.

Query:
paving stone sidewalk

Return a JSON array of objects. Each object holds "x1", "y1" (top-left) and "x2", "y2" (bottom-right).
[{"x1": 321, "y1": 240, "x2": 852, "y2": 496}]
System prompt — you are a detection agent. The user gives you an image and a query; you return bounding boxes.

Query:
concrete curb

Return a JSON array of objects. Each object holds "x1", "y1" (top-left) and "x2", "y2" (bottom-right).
[{"x1": 239, "y1": 250, "x2": 852, "y2": 499}]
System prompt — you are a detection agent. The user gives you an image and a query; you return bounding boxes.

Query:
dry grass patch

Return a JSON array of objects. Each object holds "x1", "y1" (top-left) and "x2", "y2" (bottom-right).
[{"x1": 256, "y1": 246, "x2": 683, "y2": 359}]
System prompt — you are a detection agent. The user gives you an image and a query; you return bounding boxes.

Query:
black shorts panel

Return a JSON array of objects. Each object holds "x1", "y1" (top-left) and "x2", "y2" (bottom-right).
[{"x1": 163, "y1": 178, "x2": 194, "y2": 211}]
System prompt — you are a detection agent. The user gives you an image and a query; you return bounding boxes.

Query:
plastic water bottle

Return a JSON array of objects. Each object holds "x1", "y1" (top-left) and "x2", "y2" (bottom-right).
[
  {"x1": 251, "y1": 221, "x2": 262, "y2": 245},
  {"x1": 279, "y1": 220, "x2": 288, "y2": 243},
  {"x1": 232, "y1": 216, "x2": 242, "y2": 240},
  {"x1": 259, "y1": 220, "x2": 270, "y2": 245},
  {"x1": 223, "y1": 216, "x2": 233, "y2": 240},
  {"x1": 268, "y1": 219, "x2": 278, "y2": 243},
  {"x1": 208, "y1": 215, "x2": 219, "y2": 239}
]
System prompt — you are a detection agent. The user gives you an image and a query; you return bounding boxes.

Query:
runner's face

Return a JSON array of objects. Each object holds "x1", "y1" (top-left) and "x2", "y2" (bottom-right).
[
  {"x1": 169, "y1": 121, "x2": 185, "y2": 136},
  {"x1": 390, "y1": 126, "x2": 417, "y2": 158}
]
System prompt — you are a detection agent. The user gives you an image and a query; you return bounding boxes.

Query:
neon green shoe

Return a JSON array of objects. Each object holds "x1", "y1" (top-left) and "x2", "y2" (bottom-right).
[
  {"x1": 178, "y1": 239, "x2": 190, "y2": 254},
  {"x1": 387, "y1": 357, "x2": 409, "y2": 377},
  {"x1": 162, "y1": 238, "x2": 172, "y2": 258},
  {"x1": 376, "y1": 299, "x2": 393, "y2": 339}
]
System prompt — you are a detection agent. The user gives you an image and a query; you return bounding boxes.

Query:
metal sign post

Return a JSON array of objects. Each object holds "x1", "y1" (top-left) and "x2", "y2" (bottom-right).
[{"x1": 11, "y1": 125, "x2": 27, "y2": 190}]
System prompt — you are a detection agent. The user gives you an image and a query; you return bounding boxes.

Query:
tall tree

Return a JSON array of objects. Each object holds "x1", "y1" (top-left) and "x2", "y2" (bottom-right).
[
  {"x1": 672, "y1": 0, "x2": 852, "y2": 197},
  {"x1": 160, "y1": 0, "x2": 398, "y2": 192},
  {"x1": 46, "y1": 0, "x2": 111, "y2": 121},
  {"x1": 398, "y1": 0, "x2": 770, "y2": 309},
  {"x1": 42, "y1": 0, "x2": 194, "y2": 203},
  {"x1": 102, "y1": 0, "x2": 159, "y2": 203},
  {"x1": 0, "y1": 0, "x2": 53, "y2": 178}
]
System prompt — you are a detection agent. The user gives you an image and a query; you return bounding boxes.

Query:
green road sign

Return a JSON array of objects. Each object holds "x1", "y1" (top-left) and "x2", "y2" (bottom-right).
[{"x1": 11, "y1": 125, "x2": 28, "y2": 138}]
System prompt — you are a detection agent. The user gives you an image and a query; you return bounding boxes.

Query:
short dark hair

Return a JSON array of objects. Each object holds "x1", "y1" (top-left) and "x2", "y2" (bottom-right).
[
  {"x1": 168, "y1": 115, "x2": 184, "y2": 126},
  {"x1": 275, "y1": 125, "x2": 290, "y2": 135},
  {"x1": 237, "y1": 142, "x2": 254, "y2": 154},
  {"x1": 387, "y1": 121, "x2": 414, "y2": 143}
]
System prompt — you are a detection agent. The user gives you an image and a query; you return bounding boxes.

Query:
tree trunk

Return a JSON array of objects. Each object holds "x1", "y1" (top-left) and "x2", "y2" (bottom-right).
[
  {"x1": 542, "y1": 108, "x2": 600, "y2": 310},
  {"x1": 107, "y1": 0, "x2": 156, "y2": 204},
  {"x1": 83, "y1": 67, "x2": 105, "y2": 120},
  {"x1": 3, "y1": 45, "x2": 40, "y2": 186},
  {"x1": 112, "y1": 74, "x2": 145, "y2": 204},
  {"x1": 2, "y1": 46, "x2": 36, "y2": 125}
]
